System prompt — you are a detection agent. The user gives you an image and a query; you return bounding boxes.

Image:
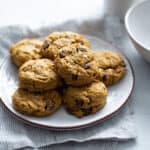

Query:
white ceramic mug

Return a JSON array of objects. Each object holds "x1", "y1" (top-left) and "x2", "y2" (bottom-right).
[{"x1": 103, "y1": 0, "x2": 143, "y2": 18}]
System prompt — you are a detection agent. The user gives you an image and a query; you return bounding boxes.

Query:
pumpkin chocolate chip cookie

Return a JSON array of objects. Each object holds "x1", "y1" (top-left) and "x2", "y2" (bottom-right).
[
  {"x1": 41, "y1": 32, "x2": 90, "y2": 60},
  {"x1": 94, "y1": 51, "x2": 126, "y2": 86},
  {"x1": 12, "y1": 89, "x2": 62, "y2": 117},
  {"x1": 19, "y1": 59, "x2": 60, "y2": 92},
  {"x1": 63, "y1": 82, "x2": 107, "y2": 118},
  {"x1": 55, "y1": 49, "x2": 103, "y2": 86},
  {"x1": 10, "y1": 39, "x2": 43, "y2": 67}
]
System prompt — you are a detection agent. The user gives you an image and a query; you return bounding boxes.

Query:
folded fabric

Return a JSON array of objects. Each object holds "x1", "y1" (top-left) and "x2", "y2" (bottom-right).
[{"x1": 0, "y1": 16, "x2": 136, "y2": 150}]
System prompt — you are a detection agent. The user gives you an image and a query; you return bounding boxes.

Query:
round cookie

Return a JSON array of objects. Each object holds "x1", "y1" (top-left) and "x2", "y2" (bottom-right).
[
  {"x1": 41, "y1": 32, "x2": 91, "y2": 60},
  {"x1": 94, "y1": 51, "x2": 126, "y2": 86},
  {"x1": 63, "y1": 82, "x2": 107, "y2": 118},
  {"x1": 10, "y1": 39, "x2": 43, "y2": 67},
  {"x1": 12, "y1": 89, "x2": 62, "y2": 117},
  {"x1": 55, "y1": 50, "x2": 102, "y2": 86},
  {"x1": 19, "y1": 59, "x2": 60, "y2": 92}
]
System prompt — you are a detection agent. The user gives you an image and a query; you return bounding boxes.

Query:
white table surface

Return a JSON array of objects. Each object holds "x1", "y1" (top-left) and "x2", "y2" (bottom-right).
[{"x1": 0, "y1": 0, "x2": 150, "y2": 150}]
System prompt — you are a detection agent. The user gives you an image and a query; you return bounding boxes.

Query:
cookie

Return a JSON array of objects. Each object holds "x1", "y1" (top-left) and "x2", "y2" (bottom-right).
[
  {"x1": 41, "y1": 32, "x2": 91, "y2": 60},
  {"x1": 55, "y1": 50, "x2": 102, "y2": 86},
  {"x1": 94, "y1": 51, "x2": 126, "y2": 86},
  {"x1": 19, "y1": 59, "x2": 60, "y2": 92},
  {"x1": 10, "y1": 39, "x2": 43, "y2": 67},
  {"x1": 12, "y1": 89, "x2": 62, "y2": 117},
  {"x1": 57, "y1": 44, "x2": 91, "y2": 59},
  {"x1": 63, "y1": 82, "x2": 107, "y2": 118}
]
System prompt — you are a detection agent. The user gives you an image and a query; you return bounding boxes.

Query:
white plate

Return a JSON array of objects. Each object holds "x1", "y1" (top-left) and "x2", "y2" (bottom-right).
[{"x1": 0, "y1": 35, "x2": 134, "y2": 130}]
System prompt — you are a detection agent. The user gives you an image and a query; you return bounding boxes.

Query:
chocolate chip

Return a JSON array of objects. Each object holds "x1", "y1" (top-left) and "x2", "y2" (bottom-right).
[
  {"x1": 72, "y1": 74, "x2": 78, "y2": 80},
  {"x1": 59, "y1": 51, "x2": 65, "y2": 58},
  {"x1": 84, "y1": 63, "x2": 91, "y2": 69},
  {"x1": 102, "y1": 74, "x2": 107, "y2": 81},
  {"x1": 76, "y1": 47, "x2": 86, "y2": 52},
  {"x1": 66, "y1": 107, "x2": 72, "y2": 113},
  {"x1": 82, "y1": 107, "x2": 92, "y2": 115},
  {"x1": 93, "y1": 72, "x2": 96, "y2": 76},
  {"x1": 75, "y1": 99, "x2": 84, "y2": 107},
  {"x1": 43, "y1": 41, "x2": 49, "y2": 49}
]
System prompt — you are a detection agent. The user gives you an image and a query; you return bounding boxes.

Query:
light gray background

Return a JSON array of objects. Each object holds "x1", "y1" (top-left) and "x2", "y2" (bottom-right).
[{"x1": 0, "y1": 0, "x2": 149, "y2": 150}]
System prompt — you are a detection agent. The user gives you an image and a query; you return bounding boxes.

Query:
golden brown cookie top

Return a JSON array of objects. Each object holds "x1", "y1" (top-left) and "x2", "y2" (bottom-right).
[
  {"x1": 93, "y1": 51, "x2": 125, "y2": 69},
  {"x1": 19, "y1": 59, "x2": 58, "y2": 83},
  {"x1": 41, "y1": 32, "x2": 90, "y2": 60},
  {"x1": 93, "y1": 51, "x2": 126, "y2": 86},
  {"x1": 55, "y1": 50, "x2": 103, "y2": 86},
  {"x1": 12, "y1": 88, "x2": 62, "y2": 117},
  {"x1": 57, "y1": 44, "x2": 91, "y2": 58},
  {"x1": 64, "y1": 82, "x2": 107, "y2": 108},
  {"x1": 10, "y1": 39, "x2": 43, "y2": 67}
]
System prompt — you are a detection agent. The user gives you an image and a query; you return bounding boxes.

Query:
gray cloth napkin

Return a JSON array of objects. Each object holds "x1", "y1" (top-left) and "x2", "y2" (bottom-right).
[{"x1": 0, "y1": 16, "x2": 136, "y2": 150}]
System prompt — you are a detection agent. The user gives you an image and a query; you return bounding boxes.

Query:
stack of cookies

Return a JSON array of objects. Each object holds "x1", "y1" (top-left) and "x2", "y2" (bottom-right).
[{"x1": 10, "y1": 32, "x2": 126, "y2": 118}]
